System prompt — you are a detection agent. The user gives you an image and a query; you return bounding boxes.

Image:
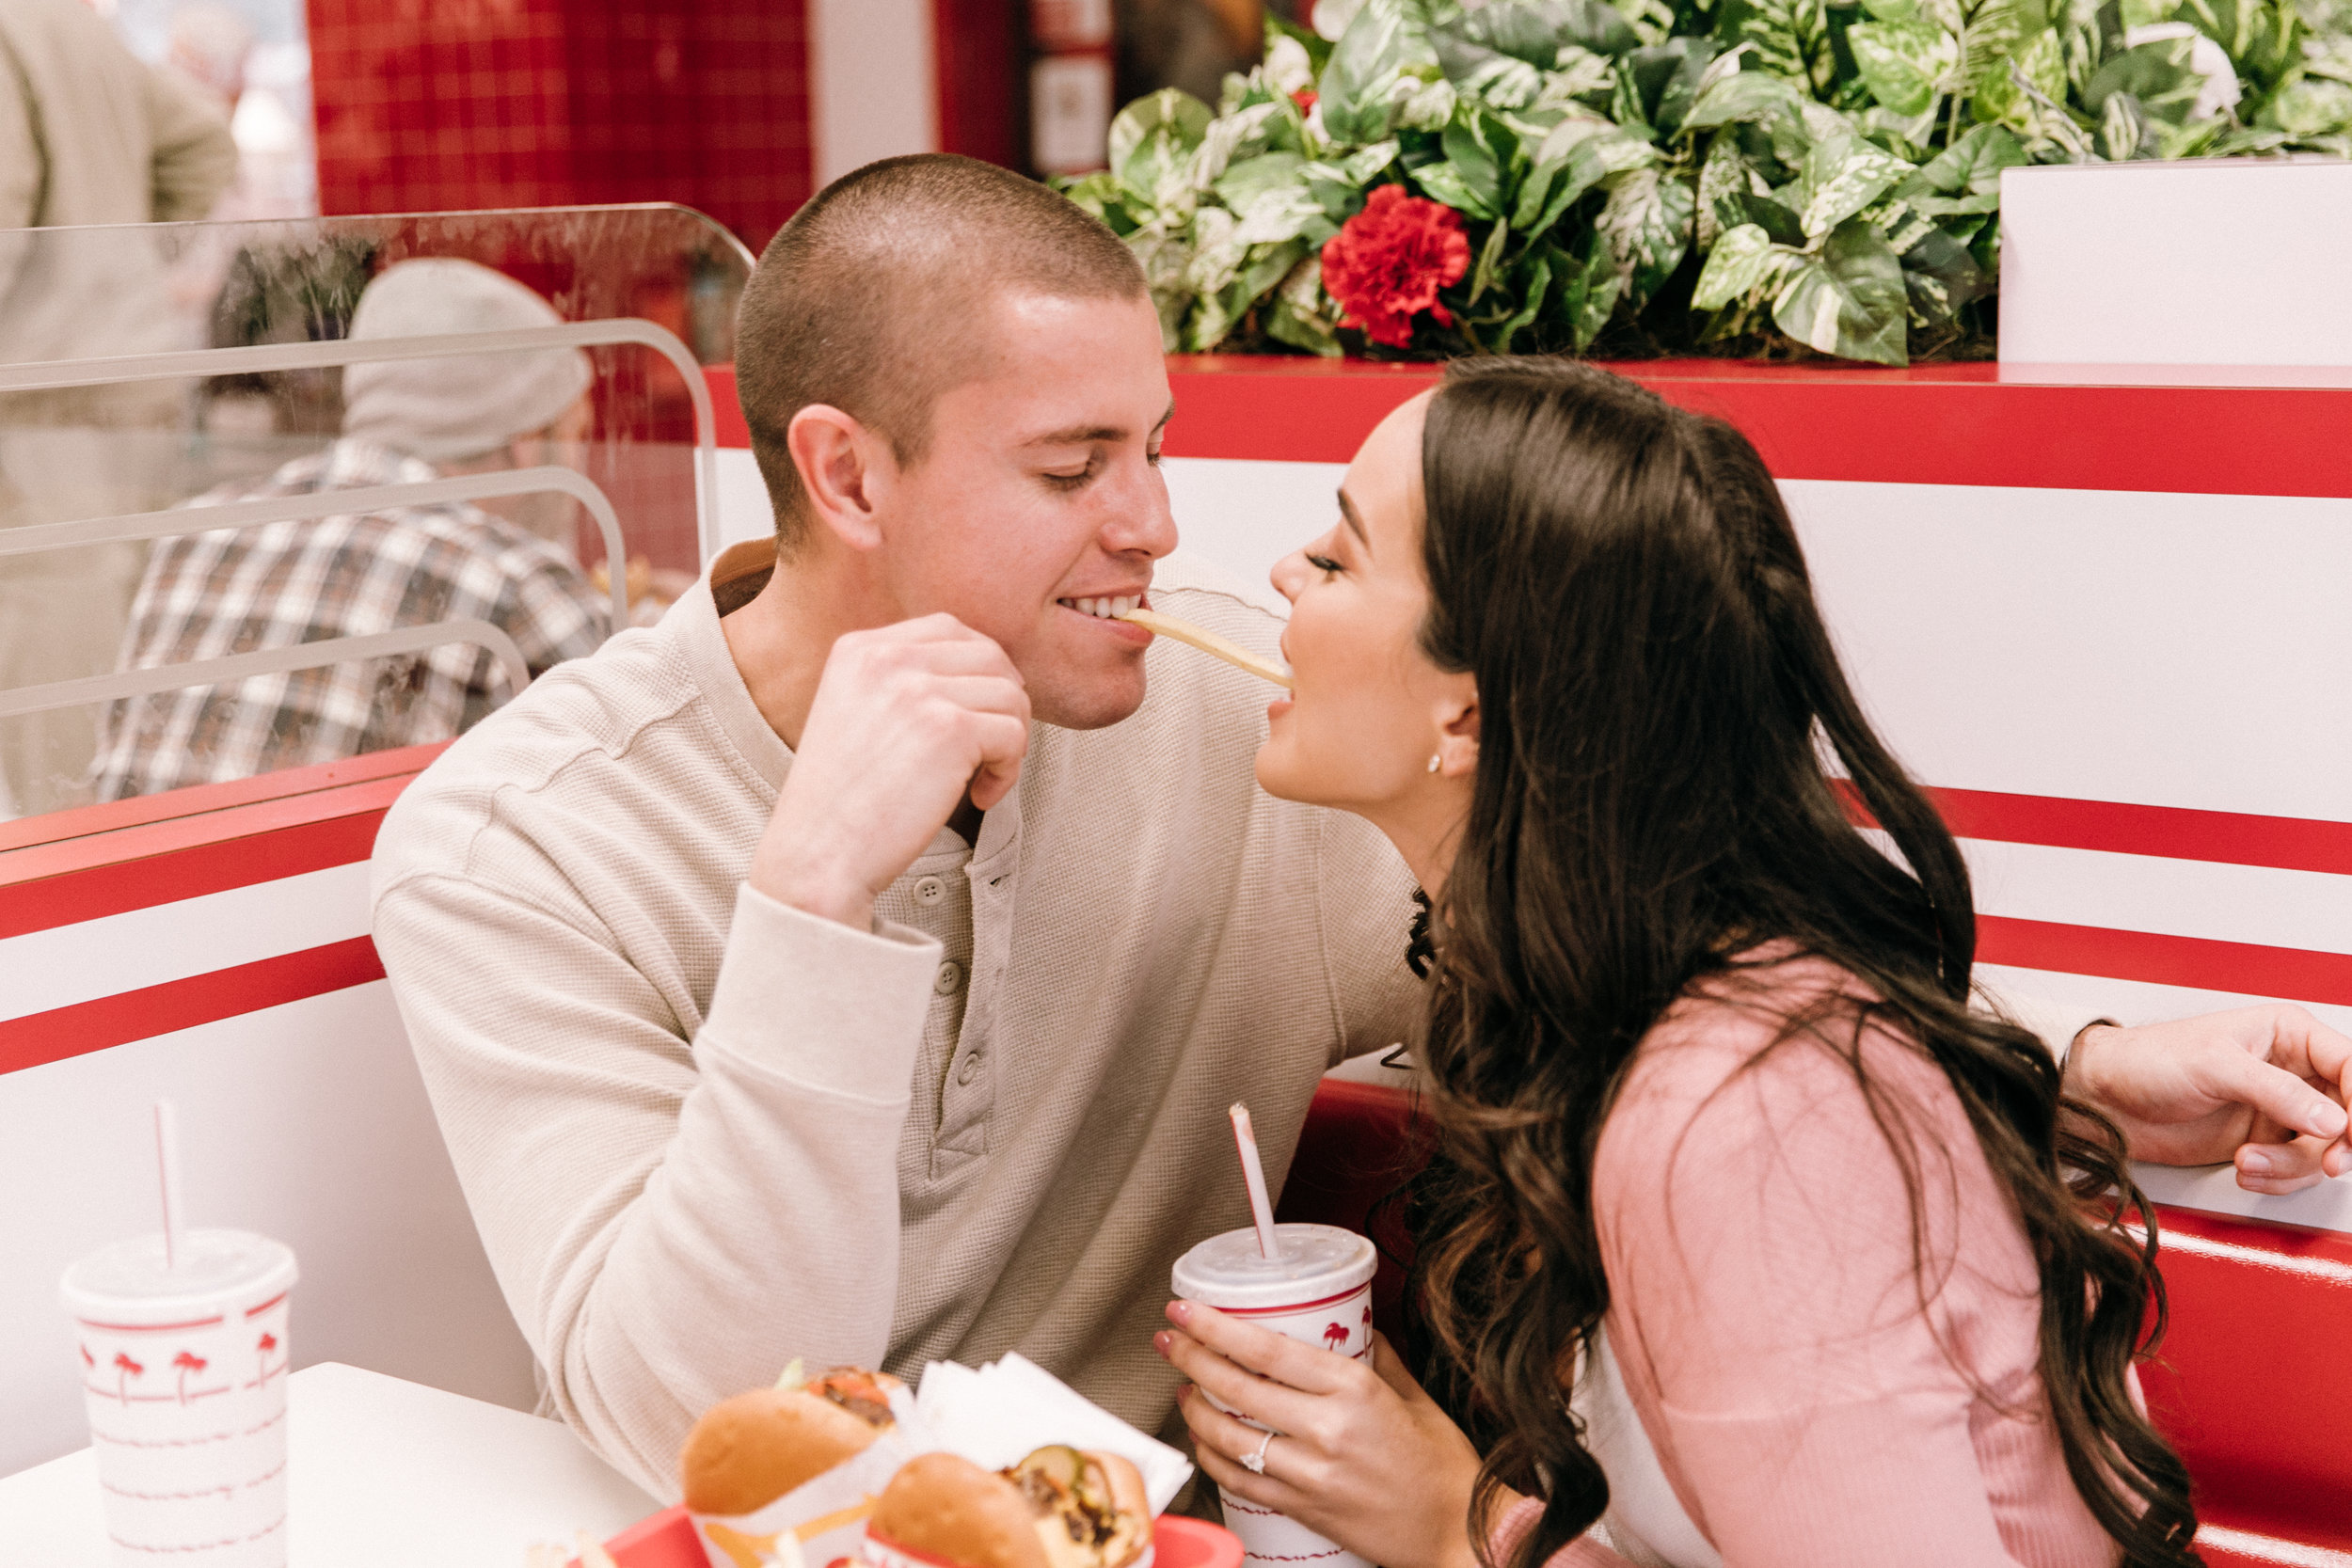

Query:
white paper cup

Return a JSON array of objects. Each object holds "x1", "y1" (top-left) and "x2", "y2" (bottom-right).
[
  {"x1": 59, "y1": 1229, "x2": 298, "y2": 1568},
  {"x1": 1171, "y1": 1224, "x2": 1377, "y2": 1568}
]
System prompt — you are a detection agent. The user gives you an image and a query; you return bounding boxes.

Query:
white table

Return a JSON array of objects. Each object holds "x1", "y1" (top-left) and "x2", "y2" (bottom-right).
[{"x1": 0, "y1": 1362, "x2": 659, "y2": 1566}]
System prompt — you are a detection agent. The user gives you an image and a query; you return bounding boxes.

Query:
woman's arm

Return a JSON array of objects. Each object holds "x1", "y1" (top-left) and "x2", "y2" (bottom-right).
[{"x1": 1594, "y1": 1002, "x2": 2073, "y2": 1567}]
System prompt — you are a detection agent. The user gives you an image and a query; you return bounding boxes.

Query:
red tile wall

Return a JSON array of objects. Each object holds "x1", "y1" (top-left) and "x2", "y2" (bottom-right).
[{"x1": 307, "y1": 0, "x2": 814, "y2": 252}]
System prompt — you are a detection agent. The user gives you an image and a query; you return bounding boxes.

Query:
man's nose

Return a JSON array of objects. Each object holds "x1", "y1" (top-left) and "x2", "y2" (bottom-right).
[{"x1": 1102, "y1": 460, "x2": 1179, "y2": 559}]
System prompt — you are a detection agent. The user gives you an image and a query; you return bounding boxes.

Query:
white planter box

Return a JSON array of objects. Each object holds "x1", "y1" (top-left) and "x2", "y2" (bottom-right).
[{"x1": 1998, "y1": 157, "x2": 2352, "y2": 366}]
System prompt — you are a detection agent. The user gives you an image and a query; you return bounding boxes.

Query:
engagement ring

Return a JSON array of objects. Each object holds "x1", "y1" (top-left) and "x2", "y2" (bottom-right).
[{"x1": 1241, "y1": 1430, "x2": 1274, "y2": 1474}]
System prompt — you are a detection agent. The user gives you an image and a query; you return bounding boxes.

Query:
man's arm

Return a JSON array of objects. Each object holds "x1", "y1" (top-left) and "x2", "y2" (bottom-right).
[
  {"x1": 375, "y1": 868, "x2": 940, "y2": 1498},
  {"x1": 2063, "y1": 1006, "x2": 2352, "y2": 1193},
  {"x1": 1986, "y1": 983, "x2": 2352, "y2": 1193},
  {"x1": 140, "y1": 61, "x2": 234, "y2": 222}
]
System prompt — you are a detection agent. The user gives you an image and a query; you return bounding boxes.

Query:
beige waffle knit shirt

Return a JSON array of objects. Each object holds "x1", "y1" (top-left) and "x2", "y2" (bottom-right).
[{"x1": 371, "y1": 546, "x2": 1424, "y2": 1498}]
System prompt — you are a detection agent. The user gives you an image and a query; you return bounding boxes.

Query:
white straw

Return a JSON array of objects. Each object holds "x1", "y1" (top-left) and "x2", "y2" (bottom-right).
[
  {"x1": 153, "y1": 1100, "x2": 185, "y2": 1272},
  {"x1": 1229, "y1": 1103, "x2": 1282, "y2": 1261}
]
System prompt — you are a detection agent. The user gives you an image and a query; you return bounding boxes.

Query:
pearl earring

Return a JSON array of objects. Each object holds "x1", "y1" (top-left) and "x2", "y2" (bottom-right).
[{"x1": 1427, "y1": 753, "x2": 1442, "y2": 773}]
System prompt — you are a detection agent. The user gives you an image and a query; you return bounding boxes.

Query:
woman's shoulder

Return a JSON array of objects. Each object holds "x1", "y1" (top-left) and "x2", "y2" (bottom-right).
[{"x1": 1596, "y1": 950, "x2": 1974, "y2": 1225}]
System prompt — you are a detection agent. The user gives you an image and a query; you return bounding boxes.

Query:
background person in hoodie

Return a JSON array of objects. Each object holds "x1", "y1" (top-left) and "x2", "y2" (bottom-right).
[
  {"x1": 0, "y1": 0, "x2": 236, "y2": 816},
  {"x1": 88, "y1": 258, "x2": 611, "y2": 801}
]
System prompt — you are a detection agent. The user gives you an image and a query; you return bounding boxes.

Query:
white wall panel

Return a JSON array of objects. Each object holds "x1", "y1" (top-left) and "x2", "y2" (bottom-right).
[{"x1": 0, "y1": 984, "x2": 535, "y2": 1476}]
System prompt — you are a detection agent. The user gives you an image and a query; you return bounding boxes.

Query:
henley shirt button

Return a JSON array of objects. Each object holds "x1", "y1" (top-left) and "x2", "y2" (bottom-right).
[
  {"x1": 914, "y1": 876, "x2": 947, "y2": 906},
  {"x1": 957, "y1": 1051, "x2": 984, "y2": 1085},
  {"x1": 934, "y1": 960, "x2": 963, "y2": 995}
]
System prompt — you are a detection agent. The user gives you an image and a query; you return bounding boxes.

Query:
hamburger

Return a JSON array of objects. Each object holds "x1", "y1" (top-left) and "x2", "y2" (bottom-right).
[
  {"x1": 681, "y1": 1365, "x2": 904, "y2": 1515},
  {"x1": 867, "y1": 1446, "x2": 1152, "y2": 1568}
]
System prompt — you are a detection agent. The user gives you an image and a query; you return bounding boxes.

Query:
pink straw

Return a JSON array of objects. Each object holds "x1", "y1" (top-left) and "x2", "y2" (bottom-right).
[
  {"x1": 153, "y1": 1100, "x2": 185, "y2": 1272},
  {"x1": 1229, "y1": 1103, "x2": 1282, "y2": 1260}
]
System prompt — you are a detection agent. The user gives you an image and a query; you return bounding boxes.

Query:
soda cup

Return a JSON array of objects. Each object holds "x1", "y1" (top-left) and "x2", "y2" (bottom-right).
[
  {"x1": 59, "y1": 1229, "x2": 298, "y2": 1568},
  {"x1": 1171, "y1": 1223, "x2": 1377, "y2": 1568}
]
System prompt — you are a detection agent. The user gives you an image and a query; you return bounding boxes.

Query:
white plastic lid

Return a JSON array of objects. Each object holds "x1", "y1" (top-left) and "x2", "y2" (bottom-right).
[
  {"x1": 1170, "y1": 1223, "x2": 1377, "y2": 1311},
  {"x1": 59, "y1": 1229, "x2": 296, "y2": 1326}
]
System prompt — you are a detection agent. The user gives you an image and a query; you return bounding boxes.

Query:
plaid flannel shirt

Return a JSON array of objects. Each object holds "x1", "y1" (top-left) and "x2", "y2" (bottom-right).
[{"x1": 90, "y1": 439, "x2": 609, "y2": 801}]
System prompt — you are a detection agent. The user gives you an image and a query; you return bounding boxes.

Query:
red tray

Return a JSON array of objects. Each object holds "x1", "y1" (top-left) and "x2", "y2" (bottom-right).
[{"x1": 592, "y1": 1506, "x2": 1244, "y2": 1568}]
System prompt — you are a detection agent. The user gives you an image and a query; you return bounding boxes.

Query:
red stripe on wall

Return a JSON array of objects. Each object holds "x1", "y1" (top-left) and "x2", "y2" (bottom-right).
[
  {"x1": 0, "y1": 938, "x2": 385, "y2": 1077},
  {"x1": 1979, "y1": 916, "x2": 2352, "y2": 1008},
  {"x1": 1835, "y1": 781, "x2": 2352, "y2": 878},
  {"x1": 1160, "y1": 357, "x2": 2352, "y2": 499},
  {"x1": 0, "y1": 804, "x2": 392, "y2": 941}
]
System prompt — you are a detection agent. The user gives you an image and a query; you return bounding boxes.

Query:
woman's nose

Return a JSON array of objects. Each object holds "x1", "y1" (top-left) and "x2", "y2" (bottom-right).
[{"x1": 1269, "y1": 549, "x2": 1307, "y2": 604}]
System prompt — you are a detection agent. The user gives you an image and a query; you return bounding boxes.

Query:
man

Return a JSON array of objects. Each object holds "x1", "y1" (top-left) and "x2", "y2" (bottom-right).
[
  {"x1": 90, "y1": 258, "x2": 611, "y2": 801},
  {"x1": 373, "y1": 154, "x2": 2350, "y2": 1500},
  {"x1": 0, "y1": 0, "x2": 237, "y2": 814}
]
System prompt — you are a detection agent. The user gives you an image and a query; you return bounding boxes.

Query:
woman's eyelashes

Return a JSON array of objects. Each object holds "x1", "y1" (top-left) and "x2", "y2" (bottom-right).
[{"x1": 1305, "y1": 552, "x2": 1343, "y2": 577}]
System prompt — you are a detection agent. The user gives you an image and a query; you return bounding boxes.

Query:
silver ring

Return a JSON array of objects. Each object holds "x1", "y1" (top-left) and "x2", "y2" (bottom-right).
[{"x1": 1239, "y1": 1430, "x2": 1273, "y2": 1475}]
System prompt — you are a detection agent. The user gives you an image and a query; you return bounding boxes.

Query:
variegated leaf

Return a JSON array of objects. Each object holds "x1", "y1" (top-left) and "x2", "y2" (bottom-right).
[
  {"x1": 1692, "y1": 221, "x2": 1778, "y2": 308},
  {"x1": 1318, "y1": 2, "x2": 1418, "y2": 143},
  {"x1": 1560, "y1": 236, "x2": 1626, "y2": 348},
  {"x1": 1538, "y1": 45, "x2": 1622, "y2": 102},
  {"x1": 1597, "y1": 167, "x2": 1696, "y2": 305},
  {"x1": 1973, "y1": 25, "x2": 2067, "y2": 128},
  {"x1": 1413, "y1": 160, "x2": 1501, "y2": 218},
  {"x1": 1695, "y1": 135, "x2": 1752, "y2": 247},
  {"x1": 1514, "y1": 138, "x2": 1610, "y2": 235},
  {"x1": 1911, "y1": 120, "x2": 2026, "y2": 193},
  {"x1": 1234, "y1": 185, "x2": 1337, "y2": 245},
  {"x1": 1796, "y1": 138, "x2": 1912, "y2": 238},
  {"x1": 1184, "y1": 208, "x2": 1248, "y2": 297},
  {"x1": 1681, "y1": 64, "x2": 1805, "y2": 127},
  {"x1": 1111, "y1": 90, "x2": 1215, "y2": 204},
  {"x1": 1214, "y1": 151, "x2": 1308, "y2": 214},
  {"x1": 1923, "y1": 0, "x2": 2046, "y2": 96},
  {"x1": 1264, "y1": 254, "x2": 1343, "y2": 356},
  {"x1": 1191, "y1": 102, "x2": 1285, "y2": 189},
  {"x1": 1771, "y1": 216, "x2": 1907, "y2": 364},
  {"x1": 1716, "y1": 0, "x2": 1836, "y2": 91},
  {"x1": 1846, "y1": 20, "x2": 1956, "y2": 116}
]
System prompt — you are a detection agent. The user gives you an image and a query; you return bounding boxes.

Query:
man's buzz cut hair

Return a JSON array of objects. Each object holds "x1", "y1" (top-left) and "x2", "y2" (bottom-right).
[{"x1": 735, "y1": 153, "x2": 1150, "y2": 550}]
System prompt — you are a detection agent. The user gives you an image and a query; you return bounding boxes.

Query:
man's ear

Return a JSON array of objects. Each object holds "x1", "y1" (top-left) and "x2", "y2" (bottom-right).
[
  {"x1": 786, "y1": 404, "x2": 896, "y2": 550},
  {"x1": 1432, "y1": 675, "x2": 1481, "y2": 779}
]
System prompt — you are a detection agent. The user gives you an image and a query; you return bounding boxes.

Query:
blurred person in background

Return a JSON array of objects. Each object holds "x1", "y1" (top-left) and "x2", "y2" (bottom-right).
[
  {"x1": 0, "y1": 0, "x2": 236, "y2": 816},
  {"x1": 87, "y1": 258, "x2": 612, "y2": 802}
]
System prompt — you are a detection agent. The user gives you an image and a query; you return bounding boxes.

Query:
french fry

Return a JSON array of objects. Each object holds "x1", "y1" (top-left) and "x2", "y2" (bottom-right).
[{"x1": 1118, "y1": 607, "x2": 1293, "y2": 690}]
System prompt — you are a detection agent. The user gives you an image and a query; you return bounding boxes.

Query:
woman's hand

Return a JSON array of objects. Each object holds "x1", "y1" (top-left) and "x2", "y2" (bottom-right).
[{"x1": 1155, "y1": 1299, "x2": 1501, "y2": 1568}]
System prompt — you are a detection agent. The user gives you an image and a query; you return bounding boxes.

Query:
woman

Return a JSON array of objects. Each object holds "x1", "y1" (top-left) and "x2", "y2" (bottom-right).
[{"x1": 1153, "y1": 360, "x2": 2201, "y2": 1566}]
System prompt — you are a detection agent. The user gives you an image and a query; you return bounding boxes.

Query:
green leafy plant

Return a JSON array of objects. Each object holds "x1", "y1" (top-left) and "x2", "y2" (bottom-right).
[{"x1": 1057, "y1": 0, "x2": 2352, "y2": 366}]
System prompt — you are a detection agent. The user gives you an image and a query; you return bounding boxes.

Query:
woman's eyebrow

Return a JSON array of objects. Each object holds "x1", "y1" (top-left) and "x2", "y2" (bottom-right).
[{"x1": 1337, "y1": 489, "x2": 1371, "y2": 551}]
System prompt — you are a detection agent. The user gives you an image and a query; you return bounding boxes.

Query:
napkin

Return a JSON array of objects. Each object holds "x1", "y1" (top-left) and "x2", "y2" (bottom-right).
[{"x1": 912, "y1": 1354, "x2": 1193, "y2": 1514}]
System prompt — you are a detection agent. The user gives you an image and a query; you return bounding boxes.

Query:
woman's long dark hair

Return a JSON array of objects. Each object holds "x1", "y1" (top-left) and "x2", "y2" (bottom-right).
[{"x1": 1406, "y1": 358, "x2": 2198, "y2": 1567}]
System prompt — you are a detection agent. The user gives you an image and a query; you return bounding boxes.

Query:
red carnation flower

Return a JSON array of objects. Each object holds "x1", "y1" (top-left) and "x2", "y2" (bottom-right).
[{"x1": 1319, "y1": 184, "x2": 1470, "y2": 350}]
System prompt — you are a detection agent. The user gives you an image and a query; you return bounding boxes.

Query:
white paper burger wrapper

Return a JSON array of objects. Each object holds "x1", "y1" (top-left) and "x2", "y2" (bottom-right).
[
  {"x1": 910, "y1": 1354, "x2": 1191, "y2": 1515},
  {"x1": 688, "y1": 1357, "x2": 1191, "y2": 1568}
]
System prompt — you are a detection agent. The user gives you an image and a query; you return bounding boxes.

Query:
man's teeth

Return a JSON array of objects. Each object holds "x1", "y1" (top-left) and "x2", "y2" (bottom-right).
[{"x1": 1065, "y1": 596, "x2": 1140, "y2": 619}]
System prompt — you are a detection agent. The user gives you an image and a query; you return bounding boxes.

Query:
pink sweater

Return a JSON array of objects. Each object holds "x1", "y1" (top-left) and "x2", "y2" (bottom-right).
[{"x1": 1501, "y1": 957, "x2": 2126, "y2": 1568}]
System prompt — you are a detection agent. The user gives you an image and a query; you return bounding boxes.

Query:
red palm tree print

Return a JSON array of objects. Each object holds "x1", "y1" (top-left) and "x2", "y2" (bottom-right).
[
  {"x1": 113, "y1": 1352, "x2": 143, "y2": 1402},
  {"x1": 172, "y1": 1350, "x2": 208, "y2": 1403}
]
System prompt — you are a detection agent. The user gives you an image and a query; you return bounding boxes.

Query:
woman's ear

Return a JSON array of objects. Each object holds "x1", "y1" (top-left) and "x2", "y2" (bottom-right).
[
  {"x1": 785, "y1": 404, "x2": 895, "y2": 550},
  {"x1": 1431, "y1": 676, "x2": 1480, "y2": 779}
]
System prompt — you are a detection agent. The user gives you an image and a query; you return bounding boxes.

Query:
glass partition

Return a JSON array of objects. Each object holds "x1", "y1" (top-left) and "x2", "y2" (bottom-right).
[{"x1": 0, "y1": 203, "x2": 752, "y2": 823}]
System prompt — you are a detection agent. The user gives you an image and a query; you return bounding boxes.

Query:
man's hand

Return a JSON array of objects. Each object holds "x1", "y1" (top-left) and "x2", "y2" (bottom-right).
[
  {"x1": 750, "y1": 615, "x2": 1029, "y2": 928},
  {"x1": 2064, "y1": 1006, "x2": 2352, "y2": 1195}
]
